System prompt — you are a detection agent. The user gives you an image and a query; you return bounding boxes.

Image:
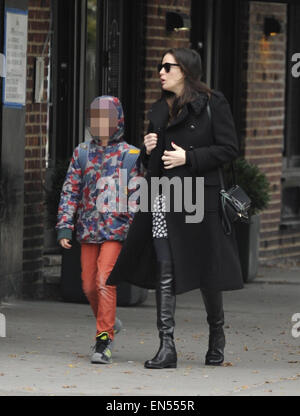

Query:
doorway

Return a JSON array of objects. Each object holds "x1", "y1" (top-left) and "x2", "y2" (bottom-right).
[
  {"x1": 190, "y1": 0, "x2": 243, "y2": 134},
  {"x1": 44, "y1": 0, "x2": 145, "y2": 253}
]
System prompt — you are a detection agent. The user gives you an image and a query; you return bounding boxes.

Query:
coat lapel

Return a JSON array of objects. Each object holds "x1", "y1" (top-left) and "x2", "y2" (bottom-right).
[
  {"x1": 167, "y1": 92, "x2": 209, "y2": 128},
  {"x1": 167, "y1": 105, "x2": 188, "y2": 128}
]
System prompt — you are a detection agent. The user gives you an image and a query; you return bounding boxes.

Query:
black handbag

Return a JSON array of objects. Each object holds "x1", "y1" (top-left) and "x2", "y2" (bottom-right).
[{"x1": 207, "y1": 103, "x2": 251, "y2": 235}]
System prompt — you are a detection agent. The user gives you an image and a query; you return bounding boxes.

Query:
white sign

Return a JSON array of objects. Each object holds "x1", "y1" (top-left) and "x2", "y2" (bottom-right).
[
  {"x1": 0, "y1": 53, "x2": 6, "y2": 77},
  {"x1": 34, "y1": 57, "x2": 44, "y2": 103},
  {"x1": 4, "y1": 8, "x2": 28, "y2": 107}
]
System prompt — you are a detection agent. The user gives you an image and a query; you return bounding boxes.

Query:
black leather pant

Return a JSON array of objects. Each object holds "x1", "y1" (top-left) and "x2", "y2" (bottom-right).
[
  {"x1": 153, "y1": 238, "x2": 175, "y2": 336},
  {"x1": 153, "y1": 238, "x2": 224, "y2": 332},
  {"x1": 152, "y1": 238, "x2": 225, "y2": 366}
]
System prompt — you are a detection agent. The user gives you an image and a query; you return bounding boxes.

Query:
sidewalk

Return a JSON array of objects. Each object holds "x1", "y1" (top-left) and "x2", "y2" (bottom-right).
[{"x1": 0, "y1": 265, "x2": 300, "y2": 396}]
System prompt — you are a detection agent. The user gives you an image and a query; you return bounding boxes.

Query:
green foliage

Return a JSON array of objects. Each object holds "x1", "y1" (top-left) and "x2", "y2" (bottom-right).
[
  {"x1": 87, "y1": 0, "x2": 97, "y2": 45},
  {"x1": 45, "y1": 159, "x2": 70, "y2": 228},
  {"x1": 224, "y1": 158, "x2": 271, "y2": 216}
]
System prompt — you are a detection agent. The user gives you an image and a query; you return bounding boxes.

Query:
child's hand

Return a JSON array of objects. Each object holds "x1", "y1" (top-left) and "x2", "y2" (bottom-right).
[{"x1": 59, "y1": 238, "x2": 72, "y2": 249}]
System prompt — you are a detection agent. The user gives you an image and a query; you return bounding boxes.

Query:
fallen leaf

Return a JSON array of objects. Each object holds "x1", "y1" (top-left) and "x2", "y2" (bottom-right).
[
  {"x1": 62, "y1": 385, "x2": 77, "y2": 389},
  {"x1": 222, "y1": 362, "x2": 233, "y2": 367}
]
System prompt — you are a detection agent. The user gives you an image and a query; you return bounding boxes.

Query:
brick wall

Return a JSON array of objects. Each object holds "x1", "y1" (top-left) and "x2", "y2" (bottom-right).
[
  {"x1": 23, "y1": 0, "x2": 51, "y2": 298},
  {"x1": 143, "y1": 0, "x2": 191, "y2": 131},
  {"x1": 241, "y1": 1, "x2": 300, "y2": 264}
]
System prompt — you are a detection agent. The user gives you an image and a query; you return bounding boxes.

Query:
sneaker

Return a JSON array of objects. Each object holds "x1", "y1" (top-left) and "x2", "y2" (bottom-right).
[
  {"x1": 114, "y1": 317, "x2": 123, "y2": 335},
  {"x1": 91, "y1": 332, "x2": 113, "y2": 364}
]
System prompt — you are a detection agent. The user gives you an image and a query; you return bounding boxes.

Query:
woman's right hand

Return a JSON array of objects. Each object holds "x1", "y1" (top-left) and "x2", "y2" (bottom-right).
[
  {"x1": 59, "y1": 238, "x2": 72, "y2": 249},
  {"x1": 144, "y1": 133, "x2": 158, "y2": 155}
]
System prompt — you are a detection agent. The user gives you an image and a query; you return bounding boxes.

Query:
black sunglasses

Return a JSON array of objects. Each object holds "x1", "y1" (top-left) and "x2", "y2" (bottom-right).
[{"x1": 157, "y1": 62, "x2": 180, "y2": 73}]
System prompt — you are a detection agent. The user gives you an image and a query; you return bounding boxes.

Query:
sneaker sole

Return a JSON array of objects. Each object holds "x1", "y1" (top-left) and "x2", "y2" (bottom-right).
[{"x1": 91, "y1": 353, "x2": 112, "y2": 364}]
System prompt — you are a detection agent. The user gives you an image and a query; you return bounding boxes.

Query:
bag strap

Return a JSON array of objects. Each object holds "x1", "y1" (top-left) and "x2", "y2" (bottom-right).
[
  {"x1": 122, "y1": 145, "x2": 140, "y2": 182},
  {"x1": 206, "y1": 103, "x2": 232, "y2": 235},
  {"x1": 206, "y1": 103, "x2": 226, "y2": 190},
  {"x1": 207, "y1": 103, "x2": 237, "y2": 186},
  {"x1": 78, "y1": 142, "x2": 90, "y2": 176}
]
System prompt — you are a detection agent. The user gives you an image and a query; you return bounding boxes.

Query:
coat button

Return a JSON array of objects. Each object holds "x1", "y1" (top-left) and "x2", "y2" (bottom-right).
[
  {"x1": 189, "y1": 124, "x2": 196, "y2": 130},
  {"x1": 189, "y1": 146, "x2": 194, "y2": 150}
]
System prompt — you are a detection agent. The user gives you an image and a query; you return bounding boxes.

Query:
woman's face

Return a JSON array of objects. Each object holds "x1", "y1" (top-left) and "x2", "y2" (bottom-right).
[{"x1": 159, "y1": 53, "x2": 185, "y2": 97}]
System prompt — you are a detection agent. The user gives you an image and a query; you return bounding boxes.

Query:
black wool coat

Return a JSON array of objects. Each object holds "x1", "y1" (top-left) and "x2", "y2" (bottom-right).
[{"x1": 107, "y1": 90, "x2": 244, "y2": 294}]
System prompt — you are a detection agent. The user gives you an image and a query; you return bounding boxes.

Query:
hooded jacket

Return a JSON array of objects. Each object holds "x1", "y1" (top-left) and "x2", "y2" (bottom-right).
[{"x1": 56, "y1": 96, "x2": 142, "y2": 244}]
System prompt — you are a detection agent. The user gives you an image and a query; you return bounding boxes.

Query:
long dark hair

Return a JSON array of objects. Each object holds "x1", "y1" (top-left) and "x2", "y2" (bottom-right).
[{"x1": 160, "y1": 48, "x2": 212, "y2": 119}]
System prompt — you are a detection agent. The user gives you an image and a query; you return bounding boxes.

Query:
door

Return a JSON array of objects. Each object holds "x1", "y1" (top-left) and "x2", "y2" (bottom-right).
[
  {"x1": 84, "y1": 0, "x2": 145, "y2": 146},
  {"x1": 48, "y1": 0, "x2": 145, "y2": 167},
  {"x1": 190, "y1": 0, "x2": 243, "y2": 135}
]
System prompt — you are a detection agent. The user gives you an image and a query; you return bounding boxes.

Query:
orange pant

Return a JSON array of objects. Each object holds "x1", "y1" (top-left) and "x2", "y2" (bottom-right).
[{"x1": 81, "y1": 241, "x2": 122, "y2": 340}]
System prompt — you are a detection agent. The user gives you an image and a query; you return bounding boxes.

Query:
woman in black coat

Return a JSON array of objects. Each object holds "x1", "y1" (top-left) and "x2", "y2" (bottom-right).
[{"x1": 107, "y1": 48, "x2": 243, "y2": 368}]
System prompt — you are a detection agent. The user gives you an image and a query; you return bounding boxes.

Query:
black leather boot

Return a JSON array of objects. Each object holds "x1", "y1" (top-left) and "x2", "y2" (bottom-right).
[
  {"x1": 144, "y1": 261, "x2": 177, "y2": 369},
  {"x1": 200, "y1": 289, "x2": 225, "y2": 366}
]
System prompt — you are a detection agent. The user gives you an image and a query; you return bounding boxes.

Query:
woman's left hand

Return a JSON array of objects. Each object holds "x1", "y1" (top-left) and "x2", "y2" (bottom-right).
[{"x1": 162, "y1": 142, "x2": 186, "y2": 169}]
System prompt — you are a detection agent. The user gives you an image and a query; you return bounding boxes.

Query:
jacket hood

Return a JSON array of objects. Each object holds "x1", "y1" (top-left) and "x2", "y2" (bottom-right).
[{"x1": 89, "y1": 95, "x2": 124, "y2": 144}]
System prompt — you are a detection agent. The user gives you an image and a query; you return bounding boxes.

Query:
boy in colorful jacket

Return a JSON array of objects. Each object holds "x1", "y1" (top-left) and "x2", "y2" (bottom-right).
[{"x1": 56, "y1": 96, "x2": 141, "y2": 364}]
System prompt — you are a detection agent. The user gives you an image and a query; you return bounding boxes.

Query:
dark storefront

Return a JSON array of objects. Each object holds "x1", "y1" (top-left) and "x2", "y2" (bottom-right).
[{"x1": 48, "y1": 0, "x2": 146, "y2": 167}]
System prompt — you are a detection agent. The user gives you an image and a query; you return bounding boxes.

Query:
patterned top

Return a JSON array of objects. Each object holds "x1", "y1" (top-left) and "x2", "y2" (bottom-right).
[{"x1": 152, "y1": 194, "x2": 168, "y2": 238}]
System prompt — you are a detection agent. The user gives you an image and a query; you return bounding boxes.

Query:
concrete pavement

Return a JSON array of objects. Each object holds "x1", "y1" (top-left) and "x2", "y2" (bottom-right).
[{"x1": 0, "y1": 264, "x2": 300, "y2": 396}]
